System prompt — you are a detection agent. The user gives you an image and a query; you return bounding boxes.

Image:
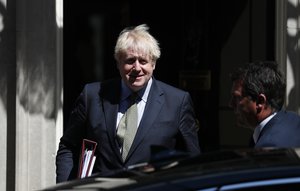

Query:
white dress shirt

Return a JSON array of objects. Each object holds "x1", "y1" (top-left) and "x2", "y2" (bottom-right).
[{"x1": 116, "y1": 78, "x2": 152, "y2": 130}]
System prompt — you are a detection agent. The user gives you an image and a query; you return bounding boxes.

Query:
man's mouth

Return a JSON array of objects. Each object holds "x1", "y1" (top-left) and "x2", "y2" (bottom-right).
[{"x1": 129, "y1": 74, "x2": 143, "y2": 78}]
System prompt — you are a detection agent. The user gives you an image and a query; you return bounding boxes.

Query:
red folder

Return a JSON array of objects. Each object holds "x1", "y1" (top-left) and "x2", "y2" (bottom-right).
[{"x1": 77, "y1": 139, "x2": 97, "y2": 178}]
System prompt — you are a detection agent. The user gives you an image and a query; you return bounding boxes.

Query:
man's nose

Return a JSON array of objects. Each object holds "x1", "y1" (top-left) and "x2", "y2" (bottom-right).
[{"x1": 132, "y1": 60, "x2": 141, "y2": 70}]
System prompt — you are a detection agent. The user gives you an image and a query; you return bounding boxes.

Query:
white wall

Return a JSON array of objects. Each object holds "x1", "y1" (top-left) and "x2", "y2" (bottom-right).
[{"x1": 0, "y1": 0, "x2": 63, "y2": 190}]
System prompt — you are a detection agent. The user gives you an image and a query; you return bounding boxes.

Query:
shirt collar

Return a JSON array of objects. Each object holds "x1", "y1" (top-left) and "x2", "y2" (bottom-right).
[
  {"x1": 120, "y1": 78, "x2": 152, "y2": 103},
  {"x1": 253, "y1": 112, "x2": 277, "y2": 143},
  {"x1": 140, "y1": 78, "x2": 152, "y2": 103}
]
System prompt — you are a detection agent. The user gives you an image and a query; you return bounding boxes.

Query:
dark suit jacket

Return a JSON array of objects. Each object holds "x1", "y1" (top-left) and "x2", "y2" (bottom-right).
[
  {"x1": 255, "y1": 110, "x2": 300, "y2": 148},
  {"x1": 56, "y1": 78, "x2": 201, "y2": 182}
]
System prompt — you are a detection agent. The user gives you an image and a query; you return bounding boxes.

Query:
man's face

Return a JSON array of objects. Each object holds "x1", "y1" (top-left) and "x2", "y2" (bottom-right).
[
  {"x1": 229, "y1": 80, "x2": 257, "y2": 129},
  {"x1": 117, "y1": 49, "x2": 155, "y2": 92}
]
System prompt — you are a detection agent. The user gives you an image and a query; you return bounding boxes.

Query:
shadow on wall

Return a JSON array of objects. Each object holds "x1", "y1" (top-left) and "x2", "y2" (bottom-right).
[
  {"x1": 0, "y1": 1, "x2": 60, "y2": 119},
  {"x1": 17, "y1": 51, "x2": 59, "y2": 119},
  {"x1": 0, "y1": 0, "x2": 63, "y2": 120},
  {"x1": 15, "y1": 0, "x2": 62, "y2": 120},
  {"x1": 0, "y1": 2, "x2": 7, "y2": 113},
  {"x1": 286, "y1": 1, "x2": 300, "y2": 113}
]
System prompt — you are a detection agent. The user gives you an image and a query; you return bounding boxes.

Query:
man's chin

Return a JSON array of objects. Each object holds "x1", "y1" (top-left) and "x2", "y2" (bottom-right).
[{"x1": 128, "y1": 83, "x2": 144, "y2": 91}]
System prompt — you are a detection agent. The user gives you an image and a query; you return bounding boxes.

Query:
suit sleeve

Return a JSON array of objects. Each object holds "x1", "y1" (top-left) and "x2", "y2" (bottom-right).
[
  {"x1": 178, "y1": 92, "x2": 201, "y2": 155},
  {"x1": 56, "y1": 85, "x2": 88, "y2": 183}
]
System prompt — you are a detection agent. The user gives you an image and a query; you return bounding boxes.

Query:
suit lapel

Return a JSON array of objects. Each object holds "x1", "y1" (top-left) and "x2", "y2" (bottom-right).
[
  {"x1": 103, "y1": 99, "x2": 119, "y2": 150},
  {"x1": 125, "y1": 80, "x2": 164, "y2": 160},
  {"x1": 99, "y1": 79, "x2": 123, "y2": 160}
]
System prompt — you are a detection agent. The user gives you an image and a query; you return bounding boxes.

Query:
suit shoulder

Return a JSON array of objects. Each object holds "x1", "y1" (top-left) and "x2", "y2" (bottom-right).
[
  {"x1": 279, "y1": 110, "x2": 300, "y2": 118},
  {"x1": 274, "y1": 110, "x2": 300, "y2": 128},
  {"x1": 84, "y1": 82, "x2": 100, "y2": 89},
  {"x1": 155, "y1": 80, "x2": 187, "y2": 95},
  {"x1": 83, "y1": 79, "x2": 120, "y2": 92},
  {"x1": 283, "y1": 110, "x2": 300, "y2": 121},
  {"x1": 82, "y1": 82, "x2": 101, "y2": 95}
]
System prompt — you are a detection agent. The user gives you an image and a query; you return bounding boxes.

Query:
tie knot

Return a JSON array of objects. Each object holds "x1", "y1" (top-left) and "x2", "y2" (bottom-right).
[{"x1": 129, "y1": 93, "x2": 138, "y2": 104}]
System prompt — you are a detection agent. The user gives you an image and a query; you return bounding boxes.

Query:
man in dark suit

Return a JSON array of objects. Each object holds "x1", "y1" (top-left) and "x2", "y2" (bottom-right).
[
  {"x1": 229, "y1": 61, "x2": 300, "y2": 148},
  {"x1": 56, "y1": 24, "x2": 201, "y2": 183}
]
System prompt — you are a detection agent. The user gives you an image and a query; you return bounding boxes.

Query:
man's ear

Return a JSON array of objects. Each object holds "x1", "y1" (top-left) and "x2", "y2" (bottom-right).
[
  {"x1": 152, "y1": 62, "x2": 156, "y2": 70},
  {"x1": 256, "y1": 94, "x2": 267, "y2": 110}
]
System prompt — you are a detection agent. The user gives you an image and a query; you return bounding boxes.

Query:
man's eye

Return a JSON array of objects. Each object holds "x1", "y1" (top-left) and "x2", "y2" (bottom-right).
[
  {"x1": 125, "y1": 58, "x2": 136, "y2": 64},
  {"x1": 139, "y1": 60, "x2": 148, "y2": 65},
  {"x1": 124, "y1": 58, "x2": 149, "y2": 65}
]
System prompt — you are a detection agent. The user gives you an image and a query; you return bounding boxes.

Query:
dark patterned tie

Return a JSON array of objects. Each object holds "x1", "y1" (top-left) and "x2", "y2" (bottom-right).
[{"x1": 117, "y1": 93, "x2": 138, "y2": 161}]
